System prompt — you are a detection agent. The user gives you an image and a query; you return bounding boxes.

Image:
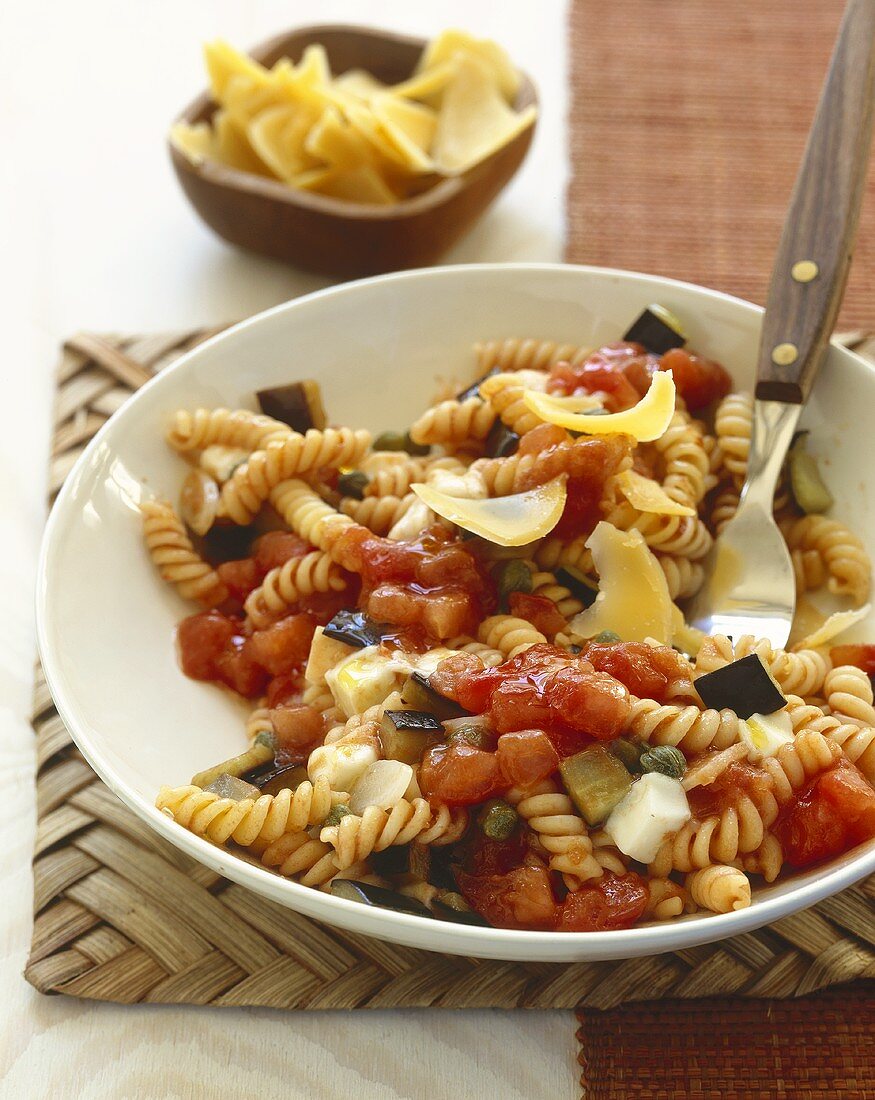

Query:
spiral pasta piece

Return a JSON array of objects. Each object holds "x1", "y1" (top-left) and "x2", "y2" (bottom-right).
[
  {"x1": 219, "y1": 428, "x2": 372, "y2": 524},
  {"x1": 479, "y1": 370, "x2": 549, "y2": 435},
  {"x1": 408, "y1": 397, "x2": 497, "y2": 446},
  {"x1": 244, "y1": 552, "x2": 348, "y2": 628},
  {"x1": 156, "y1": 777, "x2": 340, "y2": 847},
  {"x1": 363, "y1": 457, "x2": 430, "y2": 498},
  {"x1": 643, "y1": 877, "x2": 689, "y2": 920},
  {"x1": 714, "y1": 391, "x2": 753, "y2": 481},
  {"x1": 781, "y1": 515, "x2": 871, "y2": 603},
  {"x1": 686, "y1": 865, "x2": 752, "y2": 912},
  {"x1": 803, "y1": 714, "x2": 875, "y2": 782},
  {"x1": 141, "y1": 500, "x2": 228, "y2": 606},
  {"x1": 760, "y1": 730, "x2": 842, "y2": 804},
  {"x1": 653, "y1": 410, "x2": 711, "y2": 508},
  {"x1": 534, "y1": 536, "x2": 594, "y2": 577},
  {"x1": 474, "y1": 337, "x2": 590, "y2": 374},
  {"x1": 708, "y1": 484, "x2": 740, "y2": 535},
  {"x1": 588, "y1": 828, "x2": 629, "y2": 875},
  {"x1": 824, "y1": 665, "x2": 875, "y2": 726},
  {"x1": 472, "y1": 433, "x2": 630, "y2": 499},
  {"x1": 525, "y1": 566, "x2": 585, "y2": 618},
  {"x1": 246, "y1": 706, "x2": 274, "y2": 742},
  {"x1": 508, "y1": 782, "x2": 603, "y2": 885},
  {"x1": 259, "y1": 830, "x2": 340, "y2": 886},
  {"x1": 167, "y1": 407, "x2": 291, "y2": 454},
  {"x1": 695, "y1": 635, "x2": 831, "y2": 699},
  {"x1": 340, "y1": 491, "x2": 420, "y2": 536},
  {"x1": 443, "y1": 637, "x2": 506, "y2": 666},
  {"x1": 649, "y1": 797, "x2": 769, "y2": 876},
  {"x1": 626, "y1": 696, "x2": 744, "y2": 753},
  {"x1": 741, "y1": 834, "x2": 784, "y2": 883},
  {"x1": 656, "y1": 554, "x2": 705, "y2": 600},
  {"x1": 478, "y1": 615, "x2": 547, "y2": 659},
  {"x1": 603, "y1": 501, "x2": 713, "y2": 560},
  {"x1": 270, "y1": 480, "x2": 358, "y2": 559},
  {"x1": 320, "y1": 799, "x2": 465, "y2": 869}
]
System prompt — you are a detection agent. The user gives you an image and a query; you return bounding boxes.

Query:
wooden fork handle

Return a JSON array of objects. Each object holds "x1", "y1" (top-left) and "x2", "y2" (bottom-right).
[{"x1": 756, "y1": 0, "x2": 875, "y2": 404}]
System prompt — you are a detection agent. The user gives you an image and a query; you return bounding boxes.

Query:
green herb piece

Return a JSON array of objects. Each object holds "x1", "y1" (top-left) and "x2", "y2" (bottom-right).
[
  {"x1": 324, "y1": 803, "x2": 353, "y2": 827},
  {"x1": 373, "y1": 430, "x2": 407, "y2": 452},
  {"x1": 337, "y1": 470, "x2": 370, "y2": 500},
  {"x1": 638, "y1": 745, "x2": 687, "y2": 780},
  {"x1": 495, "y1": 558, "x2": 533, "y2": 605},
  {"x1": 402, "y1": 431, "x2": 431, "y2": 456},
  {"x1": 254, "y1": 730, "x2": 278, "y2": 752},
  {"x1": 593, "y1": 630, "x2": 622, "y2": 644},
  {"x1": 477, "y1": 799, "x2": 519, "y2": 841}
]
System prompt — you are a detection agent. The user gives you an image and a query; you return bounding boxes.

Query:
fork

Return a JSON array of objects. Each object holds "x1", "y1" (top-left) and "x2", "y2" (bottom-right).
[{"x1": 687, "y1": 0, "x2": 875, "y2": 649}]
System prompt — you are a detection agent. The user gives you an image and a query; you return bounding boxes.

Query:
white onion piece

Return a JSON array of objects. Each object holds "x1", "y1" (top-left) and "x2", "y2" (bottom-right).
[{"x1": 349, "y1": 760, "x2": 415, "y2": 814}]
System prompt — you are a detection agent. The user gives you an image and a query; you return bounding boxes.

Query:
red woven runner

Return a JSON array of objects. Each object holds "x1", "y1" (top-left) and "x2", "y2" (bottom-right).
[
  {"x1": 567, "y1": 0, "x2": 875, "y2": 329},
  {"x1": 567, "y1": 1, "x2": 875, "y2": 1094}
]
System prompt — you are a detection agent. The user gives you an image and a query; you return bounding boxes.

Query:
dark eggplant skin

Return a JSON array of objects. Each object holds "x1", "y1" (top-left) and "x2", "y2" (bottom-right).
[
  {"x1": 556, "y1": 566, "x2": 598, "y2": 608},
  {"x1": 454, "y1": 367, "x2": 500, "y2": 403},
  {"x1": 485, "y1": 420, "x2": 520, "y2": 458},
  {"x1": 323, "y1": 609, "x2": 387, "y2": 649},
  {"x1": 383, "y1": 709, "x2": 443, "y2": 733},
  {"x1": 695, "y1": 653, "x2": 787, "y2": 719},
  {"x1": 623, "y1": 305, "x2": 686, "y2": 355},
  {"x1": 432, "y1": 897, "x2": 490, "y2": 926},
  {"x1": 400, "y1": 672, "x2": 469, "y2": 720},
  {"x1": 256, "y1": 380, "x2": 326, "y2": 433},
  {"x1": 329, "y1": 879, "x2": 433, "y2": 917}
]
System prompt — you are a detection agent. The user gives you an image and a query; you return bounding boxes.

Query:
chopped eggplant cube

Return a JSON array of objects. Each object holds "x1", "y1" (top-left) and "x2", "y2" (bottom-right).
[
  {"x1": 323, "y1": 609, "x2": 386, "y2": 649},
  {"x1": 455, "y1": 367, "x2": 500, "y2": 403},
  {"x1": 329, "y1": 879, "x2": 433, "y2": 917},
  {"x1": 789, "y1": 436, "x2": 833, "y2": 515},
  {"x1": 559, "y1": 745, "x2": 633, "y2": 826},
  {"x1": 695, "y1": 653, "x2": 787, "y2": 719},
  {"x1": 623, "y1": 304, "x2": 687, "y2": 354},
  {"x1": 371, "y1": 842, "x2": 431, "y2": 881},
  {"x1": 403, "y1": 431, "x2": 431, "y2": 457},
  {"x1": 337, "y1": 470, "x2": 370, "y2": 500},
  {"x1": 204, "y1": 774, "x2": 261, "y2": 801},
  {"x1": 400, "y1": 672, "x2": 469, "y2": 720},
  {"x1": 556, "y1": 566, "x2": 598, "y2": 607},
  {"x1": 255, "y1": 764, "x2": 308, "y2": 796},
  {"x1": 433, "y1": 891, "x2": 490, "y2": 926},
  {"x1": 256, "y1": 380, "x2": 327, "y2": 433},
  {"x1": 486, "y1": 420, "x2": 520, "y2": 459},
  {"x1": 380, "y1": 710, "x2": 444, "y2": 764},
  {"x1": 191, "y1": 742, "x2": 274, "y2": 790}
]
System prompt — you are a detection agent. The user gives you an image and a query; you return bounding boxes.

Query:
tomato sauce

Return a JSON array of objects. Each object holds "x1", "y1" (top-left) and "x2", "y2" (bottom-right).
[{"x1": 777, "y1": 761, "x2": 875, "y2": 868}]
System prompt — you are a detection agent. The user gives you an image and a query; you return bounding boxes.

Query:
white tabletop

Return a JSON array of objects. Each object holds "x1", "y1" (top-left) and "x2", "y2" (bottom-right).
[{"x1": 1, "y1": 1, "x2": 578, "y2": 1096}]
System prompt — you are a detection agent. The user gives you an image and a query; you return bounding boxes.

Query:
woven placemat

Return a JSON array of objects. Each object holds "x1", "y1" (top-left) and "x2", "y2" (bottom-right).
[
  {"x1": 26, "y1": 329, "x2": 875, "y2": 1019},
  {"x1": 567, "y1": 0, "x2": 875, "y2": 330}
]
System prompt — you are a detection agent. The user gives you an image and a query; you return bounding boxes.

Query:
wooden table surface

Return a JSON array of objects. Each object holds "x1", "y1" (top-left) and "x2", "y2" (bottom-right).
[{"x1": 0, "y1": 1, "x2": 577, "y2": 1096}]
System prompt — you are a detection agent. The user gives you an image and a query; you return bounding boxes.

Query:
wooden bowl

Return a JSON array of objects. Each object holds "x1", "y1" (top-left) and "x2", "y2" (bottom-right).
[{"x1": 168, "y1": 25, "x2": 538, "y2": 278}]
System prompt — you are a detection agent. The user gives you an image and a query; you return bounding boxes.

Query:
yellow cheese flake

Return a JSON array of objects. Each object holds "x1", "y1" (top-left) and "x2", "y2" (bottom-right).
[
  {"x1": 523, "y1": 371, "x2": 677, "y2": 443},
  {"x1": 411, "y1": 476, "x2": 566, "y2": 547},
  {"x1": 793, "y1": 603, "x2": 871, "y2": 650},
  {"x1": 615, "y1": 469, "x2": 695, "y2": 517},
  {"x1": 569, "y1": 522, "x2": 675, "y2": 644}
]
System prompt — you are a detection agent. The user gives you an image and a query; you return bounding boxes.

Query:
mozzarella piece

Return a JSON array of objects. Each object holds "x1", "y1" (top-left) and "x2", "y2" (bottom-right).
[
  {"x1": 740, "y1": 710, "x2": 794, "y2": 758},
  {"x1": 569, "y1": 521, "x2": 675, "y2": 644},
  {"x1": 349, "y1": 760, "x2": 415, "y2": 814},
  {"x1": 325, "y1": 645, "x2": 412, "y2": 717},
  {"x1": 388, "y1": 497, "x2": 434, "y2": 541},
  {"x1": 307, "y1": 742, "x2": 379, "y2": 792},
  {"x1": 605, "y1": 773, "x2": 691, "y2": 863},
  {"x1": 305, "y1": 626, "x2": 355, "y2": 685}
]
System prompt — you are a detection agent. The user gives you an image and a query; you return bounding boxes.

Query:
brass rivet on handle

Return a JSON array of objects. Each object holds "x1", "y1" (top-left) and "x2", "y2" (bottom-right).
[
  {"x1": 791, "y1": 260, "x2": 819, "y2": 282},
  {"x1": 772, "y1": 342, "x2": 799, "y2": 366}
]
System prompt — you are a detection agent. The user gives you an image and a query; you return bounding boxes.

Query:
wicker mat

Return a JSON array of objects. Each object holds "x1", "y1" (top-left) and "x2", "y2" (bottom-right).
[
  {"x1": 26, "y1": 330, "x2": 875, "y2": 1032},
  {"x1": 567, "y1": 0, "x2": 875, "y2": 1094}
]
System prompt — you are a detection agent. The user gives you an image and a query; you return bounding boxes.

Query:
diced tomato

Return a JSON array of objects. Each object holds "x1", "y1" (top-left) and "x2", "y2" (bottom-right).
[
  {"x1": 455, "y1": 865, "x2": 556, "y2": 929},
  {"x1": 432, "y1": 644, "x2": 630, "y2": 753},
  {"x1": 581, "y1": 641, "x2": 694, "y2": 705},
  {"x1": 553, "y1": 476, "x2": 606, "y2": 540},
  {"x1": 246, "y1": 614, "x2": 316, "y2": 677},
  {"x1": 213, "y1": 645, "x2": 269, "y2": 698},
  {"x1": 297, "y1": 587, "x2": 356, "y2": 625},
  {"x1": 270, "y1": 703, "x2": 324, "y2": 760},
  {"x1": 252, "y1": 531, "x2": 310, "y2": 574},
  {"x1": 419, "y1": 743, "x2": 503, "y2": 805},
  {"x1": 217, "y1": 558, "x2": 260, "y2": 603},
  {"x1": 496, "y1": 730, "x2": 560, "y2": 787},
  {"x1": 458, "y1": 827, "x2": 530, "y2": 876},
  {"x1": 830, "y1": 645, "x2": 875, "y2": 677},
  {"x1": 554, "y1": 872, "x2": 650, "y2": 931},
  {"x1": 686, "y1": 761, "x2": 773, "y2": 819},
  {"x1": 177, "y1": 610, "x2": 236, "y2": 680},
  {"x1": 266, "y1": 674, "x2": 299, "y2": 708},
  {"x1": 509, "y1": 592, "x2": 567, "y2": 640},
  {"x1": 548, "y1": 342, "x2": 660, "y2": 411},
  {"x1": 518, "y1": 423, "x2": 568, "y2": 455},
  {"x1": 658, "y1": 348, "x2": 731, "y2": 411},
  {"x1": 777, "y1": 761, "x2": 875, "y2": 868}
]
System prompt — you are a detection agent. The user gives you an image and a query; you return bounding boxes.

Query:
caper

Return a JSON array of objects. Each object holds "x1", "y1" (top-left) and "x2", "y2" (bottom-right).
[
  {"x1": 495, "y1": 558, "x2": 533, "y2": 605},
  {"x1": 337, "y1": 470, "x2": 370, "y2": 500},
  {"x1": 639, "y1": 745, "x2": 687, "y2": 780},
  {"x1": 446, "y1": 725, "x2": 492, "y2": 750},
  {"x1": 402, "y1": 431, "x2": 431, "y2": 456},
  {"x1": 324, "y1": 803, "x2": 353, "y2": 827},
  {"x1": 477, "y1": 799, "x2": 519, "y2": 841},
  {"x1": 610, "y1": 737, "x2": 644, "y2": 773},
  {"x1": 593, "y1": 629, "x2": 622, "y2": 644},
  {"x1": 373, "y1": 430, "x2": 407, "y2": 452},
  {"x1": 254, "y1": 729, "x2": 278, "y2": 752}
]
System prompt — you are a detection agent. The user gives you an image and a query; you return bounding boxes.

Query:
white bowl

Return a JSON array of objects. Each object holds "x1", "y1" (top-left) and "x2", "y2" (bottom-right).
[{"x1": 37, "y1": 263, "x2": 875, "y2": 962}]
